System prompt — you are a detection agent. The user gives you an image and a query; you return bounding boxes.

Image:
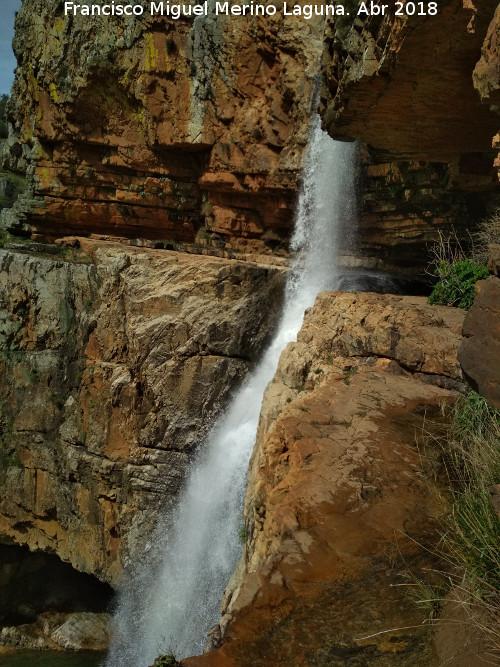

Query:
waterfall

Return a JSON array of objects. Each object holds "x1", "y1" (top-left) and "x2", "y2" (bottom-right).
[{"x1": 105, "y1": 116, "x2": 357, "y2": 666}]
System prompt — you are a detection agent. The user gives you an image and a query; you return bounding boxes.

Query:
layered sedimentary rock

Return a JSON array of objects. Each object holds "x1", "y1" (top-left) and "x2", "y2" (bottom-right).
[
  {"x1": 187, "y1": 292, "x2": 466, "y2": 666},
  {"x1": 473, "y1": 3, "x2": 500, "y2": 182},
  {"x1": 1, "y1": 0, "x2": 499, "y2": 660},
  {"x1": 4, "y1": 0, "x2": 325, "y2": 255},
  {"x1": 321, "y1": 1, "x2": 500, "y2": 272},
  {"x1": 3, "y1": 2, "x2": 499, "y2": 273},
  {"x1": 0, "y1": 241, "x2": 284, "y2": 585}
]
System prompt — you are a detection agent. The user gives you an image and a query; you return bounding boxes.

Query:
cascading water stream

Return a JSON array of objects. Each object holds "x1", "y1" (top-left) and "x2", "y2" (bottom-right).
[{"x1": 105, "y1": 115, "x2": 357, "y2": 666}]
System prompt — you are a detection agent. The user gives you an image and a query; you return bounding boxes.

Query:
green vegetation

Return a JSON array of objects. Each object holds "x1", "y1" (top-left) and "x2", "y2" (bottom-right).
[
  {"x1": 428, "y1": 259, "x2": 489, "y2": 309},
  {"x1": 342, "y1": 367, "x2": 357, "y2": 386},
  {"x1": 437, "y1": 392, "x2": 500, "y2": 655},
  {"x1": 252, "y1": 127, "x2": 263, "y2": 141},
  {"x1": 444, "y1": 393, "x2": 500, "y2": 590},
  {"x1": 0, "y1": 231, "x2": 95, "y2": 266},
  {"x1": 0, "y1": 449, "x2": 22, "y2": 470},
  {"x1": 427, "y1": 215, "x2": 500, "y2": 309},
  {"x1": 238, "y1": 526, "x2": 247, "y2": 544},
  {"x1": 336, "y1": 1, "x2": 359, "y2": 30},
  {"x1": 407, "y1": 579, "x2": 445, "y2": 621},
  {"x1": 0, "y1": 169, "x2": 27, "y2": 209},
  {"x1": 0, "y1": 96, "x2": 27, "y2": 208},
  {"x1": 415, "y1": 391, "x2": 500, "y2": 655},
  {"x1": 152, "y1": 654, "x2": 181, "y2": 666},
  {"x1": 0, "y1": 231, "x2": 26, "y2": 247}
]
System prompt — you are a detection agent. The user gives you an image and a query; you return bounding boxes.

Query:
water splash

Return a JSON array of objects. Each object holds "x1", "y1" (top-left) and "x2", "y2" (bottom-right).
[{"x1": 105, "y1": 117, "x2": 357, "y2": 666}]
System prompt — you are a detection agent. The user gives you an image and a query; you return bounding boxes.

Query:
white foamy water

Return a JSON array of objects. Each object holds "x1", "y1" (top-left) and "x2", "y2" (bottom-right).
[{"x1": 105, "y1": 116, "x2": 357, "y2": 666}]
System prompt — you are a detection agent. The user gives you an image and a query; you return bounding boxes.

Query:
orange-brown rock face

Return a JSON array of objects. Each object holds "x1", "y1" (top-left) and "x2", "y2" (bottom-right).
[
  {"x1": 0, "y1": 242, "x2": 284, "y2": 584},
  {"x1": 5, "y1": 2, "x2": 325, "y2": 256},
  {"x1": 3, "y1": 2, "x2": 500, "y2": 275},
  {"x1": 189, "y1": 292, "x2": 466, "y2": 666},
  {"x1": 321, "y1": 2, "x2": 500, "y2": 272}
]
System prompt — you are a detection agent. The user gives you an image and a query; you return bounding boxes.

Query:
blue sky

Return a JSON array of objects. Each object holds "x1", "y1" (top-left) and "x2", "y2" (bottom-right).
[{"x1": 0, "y1": 0, "x2": 22, "y2": 95}]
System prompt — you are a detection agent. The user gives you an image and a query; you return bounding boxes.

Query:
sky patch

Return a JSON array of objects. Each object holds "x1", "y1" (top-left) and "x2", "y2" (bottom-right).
[{"x1": 0, "y1": 0, "x2": 22, "y2": 95}]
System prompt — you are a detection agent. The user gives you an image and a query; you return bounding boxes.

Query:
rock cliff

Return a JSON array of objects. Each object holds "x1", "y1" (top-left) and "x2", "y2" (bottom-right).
[
  {"x1": 4, "y1": 0, "x2": 324, "y2": 257},
  {"x1": 2, "y1": 2, "x2": 499, "y2": 273},
  {"x1": 1, "y1": 0, "x2": 499, "y2": 660},
  {"x1": 0, "y1": 241, "x2": 284, "y2": 585},
  {"x1": 321, "y1": 0, "x2": 500, "y2": 272},
  {"x1": 473, "y1": 4, "x2": 500, "y2": 183},
  {"x1": 186, "y1": 291, "x2": 466, "y2": 666}
]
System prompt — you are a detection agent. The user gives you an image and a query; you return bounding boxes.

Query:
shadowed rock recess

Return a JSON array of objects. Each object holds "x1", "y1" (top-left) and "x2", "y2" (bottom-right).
[
  {"x1": 0, "y1": 0, "x2": 499, "y2": 663},
  {"x1": 2, "y1": 1, "x2": 499, "y2": 271}
]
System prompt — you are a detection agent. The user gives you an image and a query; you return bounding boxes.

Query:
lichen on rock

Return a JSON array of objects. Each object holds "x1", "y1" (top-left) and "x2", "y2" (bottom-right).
[{"x1": 0, "y1": 240, "x2": 284, "y2": 585}]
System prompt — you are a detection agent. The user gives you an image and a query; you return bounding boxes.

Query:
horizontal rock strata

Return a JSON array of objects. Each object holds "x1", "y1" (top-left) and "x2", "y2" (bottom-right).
[
  {"x1": 321, "y1": 1, "x2": 500, "y2": 271},
  {"x1": 4, "y1": 0, "x2": 325, "y2": 256},
  {"x1": 3, "y1": 3, "x2": 499, "y2": 274}
]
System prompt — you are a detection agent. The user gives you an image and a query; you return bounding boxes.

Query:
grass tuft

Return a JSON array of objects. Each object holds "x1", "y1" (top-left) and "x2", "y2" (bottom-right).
[{"x1": 422, "y1": 391, "x2": 500, "y2": 658}]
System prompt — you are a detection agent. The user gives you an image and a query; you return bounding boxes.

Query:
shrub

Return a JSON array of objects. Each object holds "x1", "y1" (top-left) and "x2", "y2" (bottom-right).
[
  {"x1": 151, "y1": 654, "x2": 181, "y2": 667},
  {"x1": 252, "y1": 127, "x2": 263, "y2": 141},
  {"x1": 472, "y1": 208, "x2": 500, "y2": 265},
  {"x1": 443, "y1": 393, "x2": 500, "y2": 649},
  {"x1": 0, "y1": 450, "x2": 22, "y2": 469},
  {"x1": 428, "y1": 259, "x2": 489, "y2": 309}
]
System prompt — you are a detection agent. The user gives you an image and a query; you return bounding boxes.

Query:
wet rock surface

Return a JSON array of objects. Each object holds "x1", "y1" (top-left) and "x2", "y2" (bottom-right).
[
  {"x1": 185, "y1": 292, "x2": 466, "y2": 666},
  {"x1": 0, "y1": 612, "x2": 110, "y2": 651},
  {"x1": 1, "y1": 1, "x2": 499, "y2": 662}
]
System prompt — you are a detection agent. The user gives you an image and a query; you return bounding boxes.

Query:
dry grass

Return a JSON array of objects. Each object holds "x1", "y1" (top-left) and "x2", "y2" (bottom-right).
[
  {"x1": 427, "y1": 210, "x2": 500, "y2": 272},
  {"x1": 413, "y1": 392, "x2": 500, "y2": 661},
  {"x1": 472, "y1": 209, "x2": 500, "y2": 265},
  {"x1": 427, "y1": 229, "x2": 468, "y2": 273}
]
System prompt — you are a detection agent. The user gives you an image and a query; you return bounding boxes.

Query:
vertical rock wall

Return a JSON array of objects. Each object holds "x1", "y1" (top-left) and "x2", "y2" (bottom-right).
[
  {"x1": 186, "y1": 292, "x2": 466, "y2": 666},
  {"x1": 0, "y1": 242, "x2": 285, "y2": 584},
  {"x1": 320, "y1": 0, "x2": 500, "y2": 272},
  {"x1": 3, "y1": 1, "x2": 325, "y2": 256},
  {"x1": 2, "y1": 2, "x2": 499, "y2": 273}
]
